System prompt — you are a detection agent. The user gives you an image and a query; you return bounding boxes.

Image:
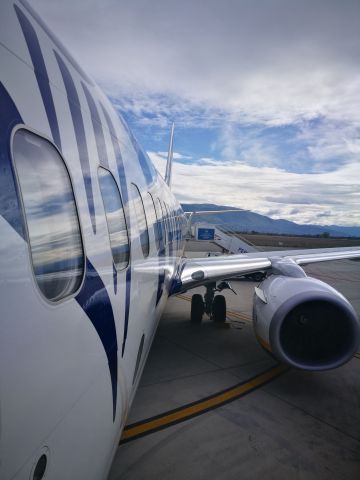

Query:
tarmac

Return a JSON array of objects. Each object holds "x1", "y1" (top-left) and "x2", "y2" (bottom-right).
[{"x1": 109, "y1": 242, "x2": 360, "y2": 480}]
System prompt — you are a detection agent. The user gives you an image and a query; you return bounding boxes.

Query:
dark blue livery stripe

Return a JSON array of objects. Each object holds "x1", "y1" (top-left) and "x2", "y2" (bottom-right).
[
  {"x1": 0, "y1": 83, "x2": 119, "y2": 421},
  {"x1": 122, "y1": 268, "x2": 132, "y2": 357},
  {"x1": 54, "y1": 51, "x2": 97, "y2": 234},
  {"x1": 14, "y1": 5, "x2": 62, "y2": 150},
  {"x1": 81, "y1": 82, "x2": 110, "y2": 170},
  {"x1": 19, "y1": 0, "x2": 94, "y2": 86},
  {"x1": 113, "y1": 262, "x2": 118, "y2": 295},
  {"x1": 100, "y1": 105, "x2": 132, "y2": 356},
  {"x1": 76, "y1": 259, "x2": 118, "y2": 421},
  {"x1": 100, "y1": 105, "x2": 130, "y2": 206},
  {"x1": 0, "y1": 82, "x2": 25, "y2": 239}
]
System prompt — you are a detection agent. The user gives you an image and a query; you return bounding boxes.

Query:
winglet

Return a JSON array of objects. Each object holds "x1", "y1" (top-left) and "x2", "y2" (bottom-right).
[{"x1": 164, "y1": 123, "x2": 175, "y2": 187}]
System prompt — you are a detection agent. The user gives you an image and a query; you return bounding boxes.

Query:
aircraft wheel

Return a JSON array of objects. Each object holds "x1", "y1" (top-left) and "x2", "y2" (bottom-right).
[
  {"x1": 191, "y1": 294, "x2": 204, "y2": 323},
  {"x1": 212, "y1": 295, "x2": 226, "y2": 323}
]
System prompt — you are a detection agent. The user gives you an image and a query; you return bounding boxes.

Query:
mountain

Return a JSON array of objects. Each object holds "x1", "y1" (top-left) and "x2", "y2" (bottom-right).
[{"x1": 182, "y1": 203, "x2": 360, "y2": 238}]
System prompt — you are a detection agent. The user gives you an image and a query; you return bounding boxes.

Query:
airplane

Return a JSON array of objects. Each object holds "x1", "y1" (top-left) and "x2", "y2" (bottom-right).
[{"x1": 0, "y1": 1, "x2": 360, "y2": 479}]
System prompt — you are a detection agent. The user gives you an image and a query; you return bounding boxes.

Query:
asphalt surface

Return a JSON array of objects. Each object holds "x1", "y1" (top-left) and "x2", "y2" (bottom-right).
[{"x1": 109, "y1": 252, "x2": 360, "y2": 480}]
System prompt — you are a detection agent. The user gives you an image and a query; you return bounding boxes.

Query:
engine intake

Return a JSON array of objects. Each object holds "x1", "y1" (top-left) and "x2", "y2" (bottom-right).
[{"x1": 253, "y1": 275, "x2": 360, "y2": 371}]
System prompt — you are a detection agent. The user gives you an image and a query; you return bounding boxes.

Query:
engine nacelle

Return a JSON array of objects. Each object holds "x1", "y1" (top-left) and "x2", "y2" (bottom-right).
[{"x1": 253, "y1": 274, "x2": 360, "y2": 370}]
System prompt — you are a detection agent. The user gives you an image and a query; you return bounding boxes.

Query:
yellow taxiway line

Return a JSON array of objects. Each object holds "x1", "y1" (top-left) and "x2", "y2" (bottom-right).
[
  {"x1": 120, "y1": 295, "x2": 360, "y2": 443},
  {"x1": 120, "y1": 363, "x2": 288, "y2": 444}
]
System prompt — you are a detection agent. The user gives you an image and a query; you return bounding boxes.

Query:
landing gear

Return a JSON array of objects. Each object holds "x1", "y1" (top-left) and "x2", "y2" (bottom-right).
[
  {"x1": 252, "y1": 272, "x2": 264, "y2": 282},
  {"x1": 190, "y1": 281, "x2": 236, "y2": 323},
  {"x1": 191, "y1": 294, "x2": 204, "y2": 323},
  {"x1": 245, "y1": 271, "x2": 265, "y2": 282},
  {"x1": 204, "y1": 282, "x2": 217, "y2": 318},
  {"x1": 212, "y1": 295, "x2": 226, "y2": 323}
]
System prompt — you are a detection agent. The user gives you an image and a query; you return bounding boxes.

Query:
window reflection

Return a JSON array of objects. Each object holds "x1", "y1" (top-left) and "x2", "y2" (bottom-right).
[
  {"x1": 159, "y1": 200, "x2": 167, "y2": 245},
  {"x1": 155, "y1": 197, "x2": 164, "y2": 248},
  {"x1": 131, "y1": 184, "x2": 149, "y2": 258},
  {"x1": 147, "y1": 193, "x2": 161, "y2": 250},
  {"x1": 13, "y1": 129, "x2": 84, "y2": 301},
  {"x1": 165, "y1": 204, "x2": 172, "y2": 242},
  {"x1": 98, "y1": 168, "x2": 129, "y2": 270}
]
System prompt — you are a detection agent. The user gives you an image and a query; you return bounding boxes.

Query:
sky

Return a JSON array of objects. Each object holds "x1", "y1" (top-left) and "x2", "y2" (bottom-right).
[{"x1": 31, "y1": 0, "x2": 360, "y2": 226}]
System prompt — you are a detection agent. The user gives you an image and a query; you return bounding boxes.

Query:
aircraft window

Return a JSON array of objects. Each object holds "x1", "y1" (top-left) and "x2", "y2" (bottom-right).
[
  {"x1": 170, "y1": 208, "x2": 175, "y2": 239},
  {"x1": 175, "y1": 215, "x2": 179, "y2": 242},
  {"x1": 164, "y1": 204, "x2": 170, "y2": 241},
  {"x1": 98, "y1": 167, "x2": 129, "y2": 270},
  {"x1": 159, "y1": 200, "x2": 167, "y2": 245},
  {"x1": 172, "y1": 211, "x2": 176, "y2": 236},
  {"x1": 131, "y1": 184, "x2": 149, "y2": 257},
  {"x1": 12, "y1": 129, "x2": 84, "y2": 302},
  {"x1": 148, "y1": 193, "x2": 161, "y2": 250},
  {"x1": 155, "y1": 198, "x2": 164, "y2": 246},
  {"x1": 171, "y1": 209, "x2": 175, "y2": 239},
  {"x1": 165, "y1": 204, "x2": 172, "y2": 242}
]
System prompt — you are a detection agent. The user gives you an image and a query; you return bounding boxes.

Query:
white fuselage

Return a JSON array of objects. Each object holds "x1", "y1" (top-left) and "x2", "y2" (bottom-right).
[{"x1": 0, "y1": 1, "x2": 186, "y2": 478}]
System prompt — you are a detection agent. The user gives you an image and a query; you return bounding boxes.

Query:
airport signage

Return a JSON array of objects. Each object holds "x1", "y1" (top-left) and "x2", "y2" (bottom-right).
[{"x1": 197, "y1": 227, "x2": 215, "y2": 241}]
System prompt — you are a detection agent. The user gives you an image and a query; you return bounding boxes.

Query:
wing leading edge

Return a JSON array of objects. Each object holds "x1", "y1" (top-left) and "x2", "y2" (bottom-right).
[{"x1": 171, "y1": 247, "x2": 360, "y2": 294}]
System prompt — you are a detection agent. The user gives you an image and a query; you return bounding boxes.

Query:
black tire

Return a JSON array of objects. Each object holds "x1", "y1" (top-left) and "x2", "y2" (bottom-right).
[
  {"x1": 212, "y1": 295, "x2": 226, "y2": 323},
  {"x1": 191, "y1": 294, "x2": 204, "y2": 323}
]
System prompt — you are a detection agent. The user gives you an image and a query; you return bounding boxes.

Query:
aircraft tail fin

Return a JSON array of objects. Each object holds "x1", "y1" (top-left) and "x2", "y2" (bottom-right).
[{"x1": 164, "y1": 123, "x2": 175, "y2": 187}]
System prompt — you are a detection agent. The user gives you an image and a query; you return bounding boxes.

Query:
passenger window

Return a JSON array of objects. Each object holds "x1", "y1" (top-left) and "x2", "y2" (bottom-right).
[
  {"x1": 98, "y1": 167, "x2": 129, "y2": 270},
  {"x1": 171, "y1": 211, "x2": 176, "y2": 236},
  {"x1": 165, "y1": 204, "x2": 171, "y2": 242},
  {"x1": 159, "y1": 200, "x2": 167, "y2": 245},
  {"x1": 175, "y1": 215, "x2": 179, "y2": 242},
  {"x1": 131, "y1": 184, "x2": 149, "y2": 257},
  {"x1": 155, "y1": 198, "x2": 164, "y2": 246},
  {"x1": 148, "y1": 193, "x2": 161, "y2": 250},
  {"x1": 169, "y1": 207, "x2": 175, "y2": 240},
  {"x1": 166, "y1": 204, "x2": 174, "y2": 242},
  {"x1": 12, "y1": 129, "x2": 84, "y2": 302}
]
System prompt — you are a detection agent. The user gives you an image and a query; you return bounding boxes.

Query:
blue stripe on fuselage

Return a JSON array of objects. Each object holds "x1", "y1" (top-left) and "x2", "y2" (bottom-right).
[
  {"x1": 113, "y1": 263, "x2": 118, "y2": 295},
  {"x1": 116, "y1": 113, "x2": 156, "y2": 186},
  {"x1": 122, "y1": 268, "x2": 132, "y2": 357},
  {"x1": 18, "y1": 0, "x2": 94, "y2": 87},
  {"x1": 0, "y1": 82, "x2": 118, "y2": 421},
  {"x1": 14, "y1": 5, "x2": 62, "y2": 150},
  {"x1": 100, "y1": 105, "x2": 130, "y2": 206},
  {"x1": 100, "y1": 105, "x2": 132, "y2": 356},
  {"x1": 81, "y1": 82, "x2": 110, "y2": 170},
  {"x1": 0, "y1": 82, "x2": 25, "y2": 239},
  {"x1": 54, "y1": 51, "x2": 97, "y2": 235},
  {"x1": 81, "y1": 82, "x2": 118, "y2": 293},
  {"x1": 76, "y1": 258, "x2": 118, "y2": 422}
]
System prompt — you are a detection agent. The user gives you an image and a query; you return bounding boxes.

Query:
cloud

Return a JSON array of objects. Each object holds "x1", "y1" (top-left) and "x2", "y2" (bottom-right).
[
  {"x1": 156, "y1": 151, "x2": 192, "y2": 161},
  {"x1": 149, "y1": 151, "x2": 360, "y2": 226},
  {"x1": 31, "y1": 0, "x2": 360, "y2": 125},
  {"x1": 30, "y1": 0, "x2": 360, "y2": 224},
  {"x1": 315, "y1": 211, "x2": 332, "y2": 218}
]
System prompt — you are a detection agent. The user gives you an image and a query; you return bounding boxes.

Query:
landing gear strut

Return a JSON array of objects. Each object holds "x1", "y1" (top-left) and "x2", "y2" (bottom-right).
[{"x1": 190, "y1": 281, "x2": 236, "y2": 324}]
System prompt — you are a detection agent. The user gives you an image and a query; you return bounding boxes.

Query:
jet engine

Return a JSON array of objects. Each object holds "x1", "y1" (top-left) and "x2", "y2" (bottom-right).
[{"x1": 253, "y1": 264, "x2": 360, "y2": 371}]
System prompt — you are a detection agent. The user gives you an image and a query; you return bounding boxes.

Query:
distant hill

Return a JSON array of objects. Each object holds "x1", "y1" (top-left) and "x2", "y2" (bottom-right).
[{"x1": 182, "y1": 203, "x2": 360, "y2": 238}]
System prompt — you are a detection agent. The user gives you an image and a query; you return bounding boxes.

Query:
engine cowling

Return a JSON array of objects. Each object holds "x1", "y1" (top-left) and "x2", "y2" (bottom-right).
[{"x1": 253, "y1": 274, "x2": 360, "y2": 371}]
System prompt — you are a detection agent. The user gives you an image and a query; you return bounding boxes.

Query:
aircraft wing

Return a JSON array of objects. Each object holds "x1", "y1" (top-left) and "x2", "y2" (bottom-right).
[{"x1": 172, "y1": 246, "x2": 360, "y2": 293}]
